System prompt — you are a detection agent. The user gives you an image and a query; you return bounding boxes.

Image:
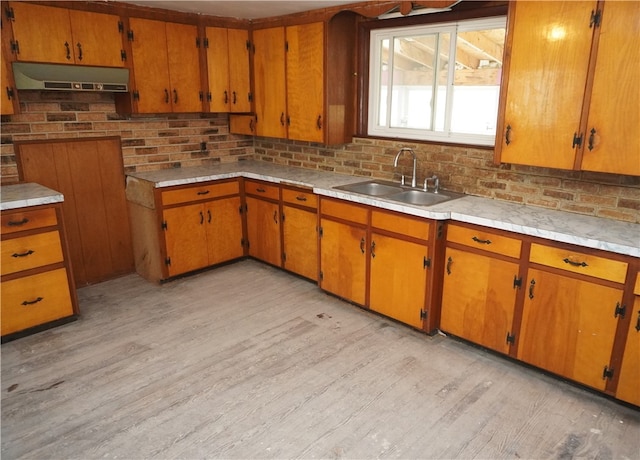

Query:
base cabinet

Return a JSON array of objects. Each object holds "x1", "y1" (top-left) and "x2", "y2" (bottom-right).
[
  {"x1": 616, "y1": 272, "x2": 640, "y2": 406},
  {"x1": 245, "y1": 180, "x2": 281, "y2": 267},
  {"x1": 281, "y1": 187, "x2": 318, "y2": 281}
]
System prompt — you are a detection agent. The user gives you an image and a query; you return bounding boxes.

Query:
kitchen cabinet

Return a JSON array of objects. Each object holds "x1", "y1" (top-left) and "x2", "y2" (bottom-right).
[
  {"x1": 160, "y1": 180, "x2": 243, "y2": 278},
  {"x1": 205, "y1": 27, "x2": 251, "y2": 113},
  {"x1": 495, "y1": 1, "x2": 639, "y2": 176},
  {"x1": 281, "y1": 186, "x2": 318, "y2": 281},
  {"x1": 229, "y1": 114, "x2": 256, "y2": 135},
  {"x1": 369, "y1": 210, "x2": 430, "y2": 329},
  {"x1": 440, "y1": 223, "x2": 523, "y2": 355},
  {"x1": 126, "y1": 18, "x2": 201, "y2": 113},
  {"x1": 245, "y1": 180, "x2": 281, "y2": 267},
  {"x1": 252, "y1": 12, "x2": 357, "y2": 144},
  {"x1": 319, "y1": 198, "x2": 368, "y2": 306},
  {"x1": 616, "y1": 272, "x2": 640, "y2": 406},
  {"x1": 7, "y1": 2, "x2": 124, "y2": 67},
  {"x1": 518, "y1": 243, "x2": 628, "y2": 391},
  {"x1": 1, "y1": 203, "x2": 78, "y2": 341}
]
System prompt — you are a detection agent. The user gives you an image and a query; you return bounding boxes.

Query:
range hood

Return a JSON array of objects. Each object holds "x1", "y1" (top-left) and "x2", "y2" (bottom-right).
[{"x1": 12, "y1": 62, "x2": 129, "y2": 92}]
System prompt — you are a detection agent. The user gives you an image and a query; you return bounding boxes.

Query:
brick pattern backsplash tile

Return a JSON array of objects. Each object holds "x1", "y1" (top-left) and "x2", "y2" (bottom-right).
[{"x1": 1, "y1": 91, "x2": 638, "y2": 223}]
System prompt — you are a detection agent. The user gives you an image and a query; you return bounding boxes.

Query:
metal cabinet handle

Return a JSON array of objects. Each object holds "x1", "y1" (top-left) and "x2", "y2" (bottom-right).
[
  {"x1": 563, "y1": 258, "x2": 588, "y2": 268},
  {"x1": 295, "y1": 195, "x2": 307, "y2": 202},
  {"x1": 76, "y1": 42, "x2": 83, "y2": 61},
  {"x1": 196, "y1": 190, "x2": 210, "y2": 196},
  {"x1": 316, "y1": 115, "x2": 322, "y2": 130},
  {"x1": 528, "y1": 279, "x2": 536, "y2": 299},
  {"x1": 256, "y1": 187, "x2": 266, "y2": 193},
  {"x1": 635, "y1": 310, "x2": 640, "y2": 332},
  {"x1": 64, "y1": 41, "x2": 71, "y2": 60},
  {"x1": 505, "y1": 124, "x2": 512, "y2": 145},
  {"x1": 360, "y1": 237, "x2": 365, "y2": 254},
  {"x1": 7, "y1": 218, "x2": 29, "y2": 226},
  {"x1": 165, "y1": 89, "x2": 169, "y2": 103},
  {"x1": 472, "y1": 236, "x2": 491, "y2": 245},
  {"x1": 200, "y1": 211, "x2": 204, "y2": 224},
  {"x1": 173, "y1": 89, "x2": 178, "y2": 104},
  {"x1": 208, "y1": 210, "x2": 212, "y2": 223},
  {"x1": 22, "y1": 297, "x2": 43, "y2": 306},
  {"x1": 12, "y1": 249, "x2": 34, "y2": 258},
  {"x1": 446, "y1": 256, "x2": 452, "y2": 275},
  {"x1": 273, "y1": 210, "x2": 278, "y2": 224},
  {"x1": 588, "y1": 128, "x2": 596, "y2": 151},
  {"x1": 371, "y1": 241, "x2": 376, "y2": 258},
  {"x1": 232, "y1": 91, "x2": 237, "y2": 104},
  {"x1": 224, "y1": 90, "x2": 228, "y2": 104}
]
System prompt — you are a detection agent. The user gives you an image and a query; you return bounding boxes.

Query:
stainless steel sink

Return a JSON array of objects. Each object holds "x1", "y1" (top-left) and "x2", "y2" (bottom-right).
[
  {"x1": 333, "y1": 180, "x2": 464, "y2": 207},
  {"x1": 334, "y1": 180, "x2": 404, "y2": 196}
]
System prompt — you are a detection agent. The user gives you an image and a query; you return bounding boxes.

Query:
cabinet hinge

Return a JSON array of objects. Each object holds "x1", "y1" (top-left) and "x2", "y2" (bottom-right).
[
  {"x1": 572, "y1": 132, "x2": 583, "y2": 148},
  {"x1": 245, "y1": 40, "x2": 251, "y2": 51},
  {"x1": 513, "y1": 275, "x2": 522, "y2": 289},
  {"x1": 282, "y1": 252, "x2": 287, "y2": 262},
  {"x1": 590, "y1": 9, "x2": 602, "y2": 28},
  {"x1": 318, "y1": 226, "x2": 323, "y2": 237},
  {"x1": 118, "y1": 21, "x2": 124, "y2": 33},
  {"x1": 420, "y1": 309, "x2": 427, "y2": 320},
  {"x1": 10, "y1": 40, "x2": 19, "y2": 55},
  {"x1": 614, "y1": 302, "x2": 626, "y2": 319},
  {"x1": 506, "y1": 332, "x2": 516, "y2": 345},
  {"x1": 203, "y1": 37, "x2": 209, "y2": 48},
  {"x1": 199, "y1": 91, "x2": 204, "y2": 102},
  {"x1": 120, "y1": 50, "x2": 127, "y2": 62},
  {"x1": 127, "y1": 30, "x2": 135, "y2": 42},
  {"x1": 165, "y1": 257, "x2": 171, "y2": 266},
  {"x1": 5, "y1": 6, "x2": 15, "y2": 20},
  {"x1": 6, "y1": 87, "x2": 14, "y2": 100},
  {"x1": 319, "y1": 271, "x2": 324, "y2": 281},
  {"x1": 161, "y1": 220, "x2": 167, "y2": 230},
  {"x1": 436, "y1": 222, "x2": 444, "y2": 239},
  {"x1": 281, "y1": 213, "x2": 286, "y2": 222},
  {"x1": 423, "y1": 257, "x2": 431, "y2": 269},
  {"x1": 248, "y1": 92, "x2": 253, "y2": 102},
  {"x1": 602, "y1": 366, "x2": 614, "y2": 380},
  {"x1": 285, "y1": 41, "x2": 289, "y2": 52}
]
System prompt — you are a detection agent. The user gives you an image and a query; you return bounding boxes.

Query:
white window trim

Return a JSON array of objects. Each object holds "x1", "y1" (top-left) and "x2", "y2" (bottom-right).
[{"x1": 367, "y1": 16, "x2": 506, "y2": 147}]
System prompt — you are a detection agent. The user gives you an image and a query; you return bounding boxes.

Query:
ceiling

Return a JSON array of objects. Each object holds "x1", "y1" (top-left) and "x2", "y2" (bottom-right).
[{"x1": 113, "y1": 1, "x2": 359, "y2": 20}]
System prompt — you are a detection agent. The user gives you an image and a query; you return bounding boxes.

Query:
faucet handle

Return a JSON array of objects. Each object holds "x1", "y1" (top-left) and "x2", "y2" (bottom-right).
[{"x1": 423, "y1": 177, "x2": 429, "y2": 192}]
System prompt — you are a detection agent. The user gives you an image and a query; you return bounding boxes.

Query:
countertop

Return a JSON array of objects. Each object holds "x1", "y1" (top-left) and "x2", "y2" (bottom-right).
[
  {"x1": 0, "y1": 183, "x2": 64, "y2": 211},
  {"x1": 126, "y1": 160, "x2": 640, "y2": 258}
]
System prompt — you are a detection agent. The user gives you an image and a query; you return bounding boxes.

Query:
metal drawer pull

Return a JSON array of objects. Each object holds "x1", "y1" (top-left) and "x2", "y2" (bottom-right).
[
  {"x1": 446, "y1": 256, "x2": 453, "y2": 275},
  {"x1": 528, "y1": 279, "x2": 536, "y2": 299},
  {"x1": 22, "y1": 297, "x2": 43, "y2": 306},
  {"x1": 472, "y1": 236, "x2": 492, "y2": 245},
  {"x1": 360, "y1": 237, "x2": 365, "y2": 254},
  {"x1": 635, "y1": 311, "x2": 640, "y2": 332},
  {"x1": 371, "y1": 241, "x2": 376, "y2": 258},
  {"x1": 196, "y1": 190, "x2": 210, "y2": 195},
  {"x1": 295, "y1": 195, "x2": 307, "y2": 202},
  {"x1": 7, "y1": 218, "x2": 29, "y2": 226},
  {"x1": 256, "y1": 187, "x2": 266, "y2": 193},
  {"x1": 12, "y1": 250, "x2": 34, "y2": 258},
  {"x1": 563, "y1": 258, "x2": 588, "y2": 268},
  {"x1": 273, "y1": 211, "x2": 278, "y2": 224}
]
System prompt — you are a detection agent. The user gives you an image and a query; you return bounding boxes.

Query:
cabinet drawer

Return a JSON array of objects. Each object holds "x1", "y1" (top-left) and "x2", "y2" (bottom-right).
[
  {"x1": 244, "y1": 180, "x2": 280, "y2": 200},
  {"x1": 1, "y1": 207, "x2": 58, "y2": 235},
  {"x1": 1, "y1": 268, "x2": 74, "y2": 336},
  {"x1": 1, "y1": 231, "x2": 64, "y2": 276},
  {"x1": 371, "y1": 210, "x2": 430, "y2": 240},
  {"x1": 529, "y1": 243, "x2": 628, "y2": 284},
  {"x1": 161, "y1": 181, "x2": 240, "y2": 206},
  {"x1": 320, "y1": 199, "x2": 368, "y2": 225},
  {"x1": 282, "y1": 188, "x2": 317, "y2": 209},
  {"x1": 447, "y1": 223, "x2": 521, "y2": 259}
]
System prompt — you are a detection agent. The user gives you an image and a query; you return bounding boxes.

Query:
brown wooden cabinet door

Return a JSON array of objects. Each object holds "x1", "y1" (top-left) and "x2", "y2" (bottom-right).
[
  {"x1": 206, "y1": 27, "x2": 231, "y2": 113},
  {"x1": 518, "y1": 268, "x2": 622, "y2": 390},
  {"x1": 166, "y1": 22, "x2": 202, "y2": 113},
  {"x1": 129, "y1": 18, "x2": 172, "y2": 113},
  {"x1": 369, "y1": 233, "x2": 427, "y2": 329},
  {"x1": 616, "y1": 277, "x2": 640, "y2": 406},
  {"x1": 246, "y1": 196, "x2": 281, "y2": 266},
  {"x1": 253, "y1": 27, "x2": 287, "y2": 138},
  {"x1": 319, "y1": 218, "x2": 367, "y2": 306},
  {"x1": 282, "y1": 205, "x2": 318, "y2": 281},
  {"x1": 286, "y1": 22, "x2": 324, "y2": 143},
  {"x1": 229, "y1": 114, "x2": 256, "y2": 135},
  {"x1": 9, "y1": 2, "x2": 73, "y2": 64},
  {"x1": 68, "y1": 10, "x2": 124, "y2": 68},
  {"x1": 579, "y1": 1, "x2": 640, "y2": 175},
  {"x1": 440, "y1": 247, "x2": 520, "y2": 354},
  {"x1": 205, "y1": 197, "x2": 244, "y2": 265},
  {"x1": 496, "y1": 1, "x2": 596, "y2": 170},
  {"x1": 163, "y1": 203, "x2": 208, "y2": 277},
  {"x1": 228, "y1": 28, "x2": 252, "y2": 113}
]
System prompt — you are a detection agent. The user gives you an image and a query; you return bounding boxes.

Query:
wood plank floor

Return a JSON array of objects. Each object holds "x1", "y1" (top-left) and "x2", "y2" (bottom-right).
[{"x1": 2, "y1": 260, "x2": 639, "y2": 459}]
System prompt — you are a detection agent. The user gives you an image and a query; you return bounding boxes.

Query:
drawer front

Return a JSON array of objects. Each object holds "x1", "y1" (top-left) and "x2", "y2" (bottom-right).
[
  {"x1": 371, "y1": 210, "x2": 430, "y2": 240},
  {"x1": 244, "y1": 180, "x2": 280, "y2": 200},
  {"x1": 161, "y1": 181, "x2": 240, "y2": 207},
  {"x1": 320, "y1": 198, "x2": 368, "y2": 225},
  {"x1": 282, "y1": 188, "x2": 317, "y2": 209},
  {"x1": 1, "y1": 231, "x2": 64, "y2": 276},
  {"x1": 1, "y1": 268, "x2": 74, "y2": 336},
  {"x1": 1, "y1": 207, "x2": 58, "y2": 235},
  {"x1": 634, "y1": 272, "x2": 640, "y2": 296},
  {"x1": 529, "y1": 243, "x2": 628, "y2": 284},
  {"x1": 447, "y1": 224, "x2": 522, "y2": 259}
]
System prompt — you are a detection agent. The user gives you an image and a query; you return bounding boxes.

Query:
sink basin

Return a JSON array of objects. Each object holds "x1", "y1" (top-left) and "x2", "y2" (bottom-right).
[
  {"x1": 386, "y1": 190, "x2": 460, "y2": 206},
  {"x1": 334, "y1": 180, "x2": 404, "y2": 196}
]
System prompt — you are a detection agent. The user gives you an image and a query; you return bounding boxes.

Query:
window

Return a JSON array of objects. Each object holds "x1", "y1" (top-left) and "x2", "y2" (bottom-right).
[{"x1": 368, "y1": 17, "x2": 506, "y2": 146}]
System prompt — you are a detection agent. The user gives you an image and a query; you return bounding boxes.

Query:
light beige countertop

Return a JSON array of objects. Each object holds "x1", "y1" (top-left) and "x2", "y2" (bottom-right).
[
  {"x1": 126, "y1": 160, "x2": 640, "y2": 258},
  {"x1": 0, "y1": 183, "x2": 64, "y2": 211}
]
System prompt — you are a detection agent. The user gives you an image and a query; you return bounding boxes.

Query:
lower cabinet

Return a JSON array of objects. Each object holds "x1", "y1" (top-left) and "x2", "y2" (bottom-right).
[
  {"x1": 616, "y1": 272, "x2": 640, "y2": 406},
  {"x1": 1, "y1": 204, "x2": 79, "y2": 341},
  {"x1": 441, "y1": 223, "x2": 523, "y2": 354},
  {"x1": 281, "y1": 187, "x2": 318, "y2": 281},
  {"x1": 245, "y1": 180, "x2": 281, "y2": 267}
]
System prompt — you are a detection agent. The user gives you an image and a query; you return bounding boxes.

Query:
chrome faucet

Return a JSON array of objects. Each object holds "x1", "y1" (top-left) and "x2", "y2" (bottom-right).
[
  {"x1": 393, "y1": 148, "x2": 417, "y2": 188},
  {"x1": 423, "y1": 175, "x2": 440, "y2": 193}
]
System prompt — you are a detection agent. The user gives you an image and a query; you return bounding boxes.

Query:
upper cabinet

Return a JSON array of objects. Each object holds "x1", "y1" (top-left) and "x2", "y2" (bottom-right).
[
  {"x1": 126, "y1": 18, "x2": 202, "y2": 113},
  {"x1": 495, "y1": 1, "x2": 640, "y2": 176},
  {"x1": 6, "y1": 2, "x2": 125, "y2": 67},
  {"x1": 252, "y1": 12, "x2": 357, "y2": 144},
  {"x1": 205, "y1": 27, "x2": 251, "y2": 113}
]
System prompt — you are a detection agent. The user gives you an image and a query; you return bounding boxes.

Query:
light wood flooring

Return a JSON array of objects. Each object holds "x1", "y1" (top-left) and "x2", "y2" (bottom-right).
[{"x1": 2, "y1": 260, "x2": 639, "y2": 459}]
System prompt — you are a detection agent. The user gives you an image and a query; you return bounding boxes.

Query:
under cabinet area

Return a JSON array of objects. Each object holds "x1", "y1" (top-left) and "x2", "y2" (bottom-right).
[{"x1": 1, "y1": 202, "x2": 79, "y2": 342}]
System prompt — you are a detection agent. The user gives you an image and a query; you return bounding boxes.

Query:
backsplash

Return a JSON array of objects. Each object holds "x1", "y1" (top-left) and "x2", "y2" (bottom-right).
[{"x1": 1, "y1": 91, "x2": 638, "y2": 223}]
